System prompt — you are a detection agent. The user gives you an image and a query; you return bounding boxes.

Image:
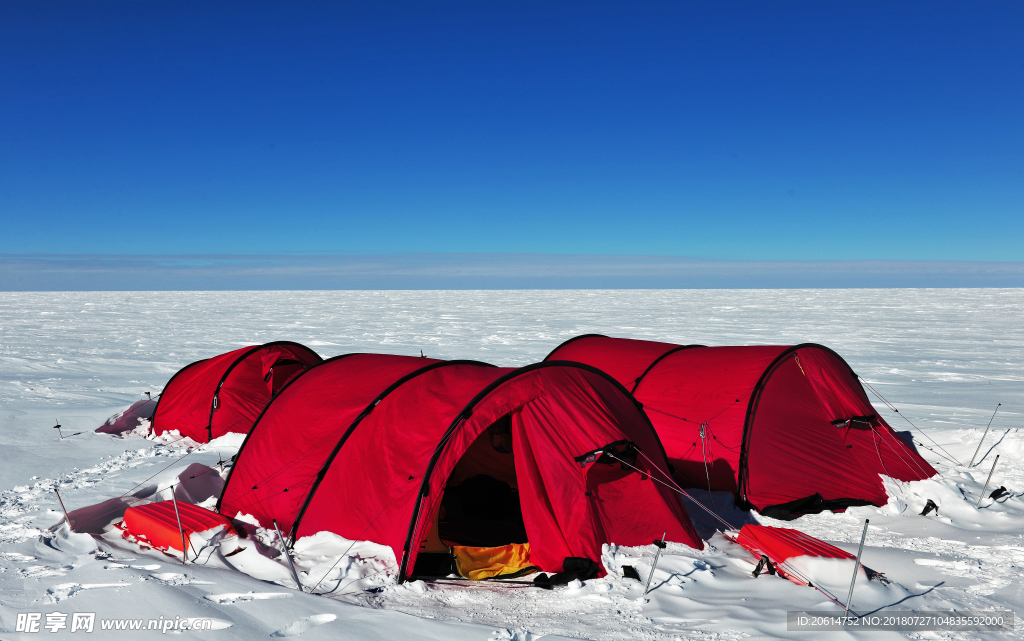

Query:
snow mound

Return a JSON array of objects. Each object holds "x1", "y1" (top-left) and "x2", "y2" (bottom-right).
[
  {"x1": 270, "y1": 613, "x2": 336, "y2": 637},
  {"x1": 47, "y1": 521, "x2": 98, "y2": 555},
  {"x1": 784, "y1": 555, "x2": 865, "y2": 591},
  {"x1": 882, "y1": 472, "x2": 1024, "y2": 532},
  {"x1": 292, "y1": 530, "x2": 398, "y2": 594}
]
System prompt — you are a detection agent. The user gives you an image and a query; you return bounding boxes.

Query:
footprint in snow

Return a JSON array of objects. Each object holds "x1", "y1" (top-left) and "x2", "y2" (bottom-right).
[
  {"x1": 270, "y1": 614, "x2": 336, "y2": 637},
  {"x1": 149, "y1": 572, "x2": 214, "y2": 586},
  {"x1": 19, "y1": 565, "x2": 67, "y2": 579},
  {"x1": 490, "y1": 630, "x2": 535, "y2": 641},
  {"x1": 205, "y1": 591, "x2": 292, "y2": 604},
  {"x1": 48, "y1": 582, "x2": 131, "y2": 602},
  {"x1": 180, "y1": 617, "x2": 233, "y2": 630},
  {"x1": 106, "y1": 562, "x2": 160, "y2": 570}
]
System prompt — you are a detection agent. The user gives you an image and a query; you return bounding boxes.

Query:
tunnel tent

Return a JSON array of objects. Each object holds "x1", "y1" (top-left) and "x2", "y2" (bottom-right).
[
  {"x1": 151, "y1": 341, "x2": 323, "y2": 443},
  {"x1": 218, "y1": 354, "x2": 701, "y2": 583},
  {"x1": 546, "y1": 335, "x2": 936, "y2": 519}
]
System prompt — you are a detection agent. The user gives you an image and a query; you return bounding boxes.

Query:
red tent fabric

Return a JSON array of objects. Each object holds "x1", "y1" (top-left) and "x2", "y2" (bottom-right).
[
  {"x1": 151, "y1": 342, "x2": 322, "y2": 443},
  {"x1": 219, "y1": 355, "x2": 701, "y2": 582},
  {"x1": 546, "y1": 334, "x2": 685, "y2": 391},
  {"x1": 220, "y1": 353, "x2": 447, "y2": 534},
  {"x1": 546, "y1": 335, "x2": 936, "y2": 519}
]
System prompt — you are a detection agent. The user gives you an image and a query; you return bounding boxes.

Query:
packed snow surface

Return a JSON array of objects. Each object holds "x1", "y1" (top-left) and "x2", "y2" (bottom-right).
[{"x1": 0, "y1": 289, "x2": 1021, "y2": 640}]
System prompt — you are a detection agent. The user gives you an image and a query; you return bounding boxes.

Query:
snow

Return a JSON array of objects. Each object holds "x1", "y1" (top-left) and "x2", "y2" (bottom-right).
[{"x1": 0, "y1": 288, "x2": 1021, "y2": 639}]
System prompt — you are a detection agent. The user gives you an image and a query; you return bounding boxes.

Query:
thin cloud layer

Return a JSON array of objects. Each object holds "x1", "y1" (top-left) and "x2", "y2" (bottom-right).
[{"x1": 2, "y1": 254, "x2": 1022, "y2": 290}]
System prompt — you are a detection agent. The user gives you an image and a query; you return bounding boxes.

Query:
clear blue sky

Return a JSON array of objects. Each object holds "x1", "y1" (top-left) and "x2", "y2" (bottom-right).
[{"x1": 1, "y1": 1, "x2": 1021, "y2": 261}]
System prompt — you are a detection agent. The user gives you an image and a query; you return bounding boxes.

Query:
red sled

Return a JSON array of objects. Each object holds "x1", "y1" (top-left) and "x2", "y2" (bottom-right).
[
  {"x1": 122, "y1": 501, "x2": 236, "y2": 553},
  {"x1": 728, "y1": 524, "x2": 854, "y2": 586}
]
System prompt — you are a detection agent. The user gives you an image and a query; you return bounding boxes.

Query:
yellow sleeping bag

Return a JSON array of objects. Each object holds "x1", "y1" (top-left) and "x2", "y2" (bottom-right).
[{"x1": 452, "y1": 543, "x2": 538, "y2": 580}]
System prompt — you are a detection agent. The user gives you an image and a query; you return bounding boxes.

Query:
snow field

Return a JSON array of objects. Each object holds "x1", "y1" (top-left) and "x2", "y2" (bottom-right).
[{"x1": 0, "y1": 289, "x2": 1021, "y2": 639}]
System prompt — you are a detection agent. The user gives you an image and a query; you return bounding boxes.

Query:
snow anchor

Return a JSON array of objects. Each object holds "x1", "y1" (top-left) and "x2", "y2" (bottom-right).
[
  {"x1": 977, "y1": 455, "x2": 1000, "y2": 507},
  {"x1": 969, "y1": 403, "x2": 1001, "y2": 467},
  {"x1": 843, "y1": 519, "x2": 869, "y2": 620},
  {"x1": 643, "y1": 533, "x2": 667, "y2": 596},
  {"x1": 274, "y1": 519, "x2": 304, "y2": 592}
]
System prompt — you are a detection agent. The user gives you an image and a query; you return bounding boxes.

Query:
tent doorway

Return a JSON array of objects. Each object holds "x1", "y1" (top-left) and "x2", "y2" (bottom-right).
[
  {"x1": 437, "y1": 414, "x2": 527, "y2": 548},
  {"x1": 416, "y1": 414, "x2": 530, "y2": 578},
  {"x1": 264, "y1": 358, "x2": 308, "y2": 396}
]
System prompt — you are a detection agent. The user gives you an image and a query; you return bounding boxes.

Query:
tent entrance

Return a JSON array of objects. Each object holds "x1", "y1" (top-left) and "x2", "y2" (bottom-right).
[
  {"x1": 264, "y1": 358, "x2": 307, "y2": 395},
  {"x1": 414, "y1": 414, "x2": 530, "y2": 579},
  {"x1": 437, "y1": 414, "x2": 527, "y2": 548}
]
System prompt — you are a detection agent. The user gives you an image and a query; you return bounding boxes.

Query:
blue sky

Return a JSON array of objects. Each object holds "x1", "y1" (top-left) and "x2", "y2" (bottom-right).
[{"x1": 1, "y1": 1, "x2": 1021, "y2": 263}]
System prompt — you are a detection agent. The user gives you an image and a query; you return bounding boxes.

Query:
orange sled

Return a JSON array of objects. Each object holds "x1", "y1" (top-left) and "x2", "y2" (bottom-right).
[
  {"x1": 727, "y1": 524, "x2": 855, "y2": 586},
  {"x1": 122, "y1": 501, "x2": 235, "y2": 553}
]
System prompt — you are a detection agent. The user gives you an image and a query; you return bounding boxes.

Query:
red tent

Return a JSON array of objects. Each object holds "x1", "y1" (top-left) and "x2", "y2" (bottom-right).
[
  {"x1": 151, "y1": 342, "x2": 322, "y2": 443},
  {"x1": 546, "y1": 336, "x2": 935, "y2": 519},
  {"x1": 219, "y1": 354, "x2": 701, "y2": 582}
]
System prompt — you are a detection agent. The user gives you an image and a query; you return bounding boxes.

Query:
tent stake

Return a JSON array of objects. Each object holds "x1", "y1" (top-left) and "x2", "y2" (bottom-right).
[
  {"x1": 274, "y1": 519, "x2": 303, "y2": 593},
  {"x1": 643, "y1": 532, "x2": 667, "y2": 596},
  {"x1": 171, "y1": 492, "x2": 188, "y2": 565},
  {"x1": 844, "y1": 519, "x2": 869, "y2": 622},
  {"x1": 977, "y1": 455, "x2": 1000, "y2": 508},
  {"x1": 53, "y1": 489, "x2": 72, "y2": 531},
  {"x1": 968, "y1": 404, "x2": 1000, "y2": 467}
]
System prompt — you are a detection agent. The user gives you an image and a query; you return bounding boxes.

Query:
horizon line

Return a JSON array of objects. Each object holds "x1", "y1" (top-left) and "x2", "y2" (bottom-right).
[{"x1": 2, "y1": 253, "x2": 1023, "y2": 291}]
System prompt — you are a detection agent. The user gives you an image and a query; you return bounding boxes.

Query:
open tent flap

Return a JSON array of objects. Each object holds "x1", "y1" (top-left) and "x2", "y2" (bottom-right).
[
  {"x1": 407, "y1": 366, "x2": 702, "y2": 581},
  {"x1": 417, "y1": 414, "x2": 533, "y2": 579},
  {"x1": 438, "y1": 415, "x2": 525, "y2": 548},
  {"x1": 259, "y1": 346, "x2": 313, "y2": 395},
  {"x1": 511, "y1": 395, "x2": 695, "y2": 574},
  {"x1": 211, "y1": 343, "x2": 321, "y2": 440}
]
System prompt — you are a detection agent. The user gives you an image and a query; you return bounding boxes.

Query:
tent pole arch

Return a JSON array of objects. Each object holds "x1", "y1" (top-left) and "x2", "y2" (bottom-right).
[
  {"x1": 204, "y1": 340, "x2": 323, "y2": 442},
  {"x1": 736, "y1": 343, "x2": 861, "y2": 509},
  {"x1": 630, "y1": 344, "x2": 705, "y2": 393},
  {"x1": 541, "y1": 334, "x2": 608, "y2": 362},
  {"x1": 397, "y1": 360, "x2": 675, "y2": 583},
  {"x1": 288, "y1": 360, "x2": 497, "y2": 541},
  {"x1": 215, "y1": 353, "x2": 360, "y2": 515}
]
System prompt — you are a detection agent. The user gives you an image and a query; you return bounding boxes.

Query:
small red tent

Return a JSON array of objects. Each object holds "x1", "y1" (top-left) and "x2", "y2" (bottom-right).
[
  {"x1": 151, "y1": 342, "x2": 322, "y2": 443},
  {"x1": 219, "y1": 354, "x2": 701, "y2": 581},
  {"x1": 546, "y1": 336, "x2": 935, "y2": 519}
]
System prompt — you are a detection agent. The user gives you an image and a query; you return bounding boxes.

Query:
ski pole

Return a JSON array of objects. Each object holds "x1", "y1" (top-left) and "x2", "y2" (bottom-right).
[
  {"x1": 969, "y1": 404, "x2": 1000, "y2": 467},
  {"x1": 844, "y1": 519, "x2": 869, "y2": 622},
  {"x1": 274, "y1": 519, "x2": 304, "y2": 592},
  {"x1": 643, "y1": 532, "x2": 667, "y2": 596},
  {"x1": 977, "y1": 455, "x2": 1000, "y2": 508}
]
